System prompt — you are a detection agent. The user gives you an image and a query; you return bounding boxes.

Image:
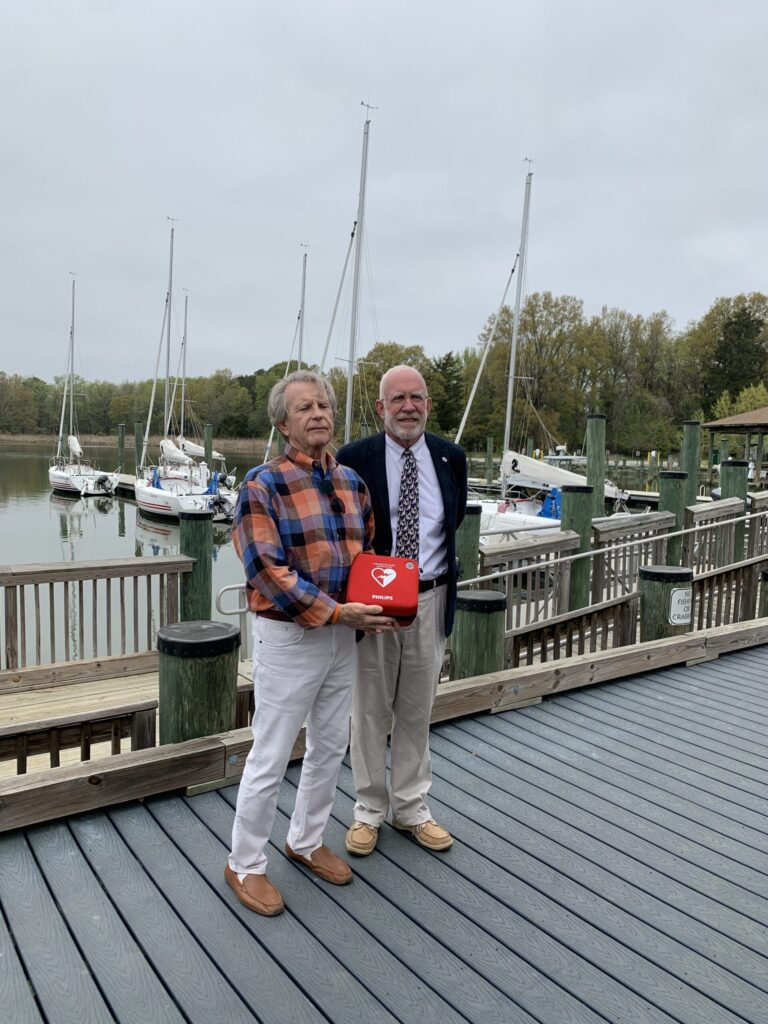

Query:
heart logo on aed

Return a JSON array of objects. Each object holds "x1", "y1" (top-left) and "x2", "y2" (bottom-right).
[{"x1": 371, "y1": 566, "x2": 397, "y2": 588}]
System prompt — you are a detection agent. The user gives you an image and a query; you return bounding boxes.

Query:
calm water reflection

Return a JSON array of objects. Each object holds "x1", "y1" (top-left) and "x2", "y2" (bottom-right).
[{"x1": 0, "y1": 443, "x2": 247, "y2": 620}]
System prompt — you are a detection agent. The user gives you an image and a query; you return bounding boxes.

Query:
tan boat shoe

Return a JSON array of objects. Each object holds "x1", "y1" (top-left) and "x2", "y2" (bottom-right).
[
  {"x1": 345, "y1": 821, "x2": 379, "y2": 856},
  {"x1": 392, "y1": 818, "x2": 453, "y2": 851},
  {"x1": 284, "y1": 843, "x2": 353, "y2": 885},
  {"x1": 224, "y1": 865, "x2": 284, "y2": 916}
]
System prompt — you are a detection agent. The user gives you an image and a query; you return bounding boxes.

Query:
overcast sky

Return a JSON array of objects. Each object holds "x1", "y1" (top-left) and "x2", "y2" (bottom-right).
[{"x1": 2, "y1": 0, "x2": 767, "y2": 384}]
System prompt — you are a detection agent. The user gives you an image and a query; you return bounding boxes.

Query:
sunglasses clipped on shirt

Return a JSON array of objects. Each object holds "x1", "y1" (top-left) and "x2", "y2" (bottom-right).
[{"x1": 318, "y1": 478, "x2": 346, "y2": 515}]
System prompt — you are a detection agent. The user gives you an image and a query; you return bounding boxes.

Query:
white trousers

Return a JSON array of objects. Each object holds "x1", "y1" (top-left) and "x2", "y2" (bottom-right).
[
  {"x1": 350, "y1": 585, "x2": 447, "y2": 827},
  {"x1": 229, "y1": 614, "x2": 357, "y2": 876}
]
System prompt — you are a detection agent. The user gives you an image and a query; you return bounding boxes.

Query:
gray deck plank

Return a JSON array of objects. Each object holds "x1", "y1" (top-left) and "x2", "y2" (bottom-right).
[
  {"x1": 0, "y1": 893, "x2": 44, "y2": 1024},
  {"x1": 107, "y1": 800, "x2": 327, "y2": 1024},
  {"x1": 533, "y1": 694, "x2": 768, "y2": 821},
  {"x1": 478, "y1": 710, "x2": 768, "y2": 865},
  {"x1": 428, "y1": 724, "x2": 768, "y2": 1003},
  {"x1": 26, "y1": 822, "x2": 185, "y2": 1024},
  {"x1": 429, "y1": 723, "x2": 768, "y2": 908},
  {"x1": 512, "y1": 700, "x2": 768, "y2": 843},
  {"x1": 607, "y1": 673, "x2": 768, "y2": 739},
  {"x1": 219, "y1": 783, "x2": 532, "y2": 1024},
  {"x1": 148, "y1": 792, "x2": 407, "y2": 1024},
  {"x1": 327, "y1": 763, "x2": 684, "y2": 1024},
  {"x1": 0, "y1": 832, "x2": 114, "y2": 1023},
  {"x1": 574, "y1": 686, "x2": 768, "y2": 766},
  {"x1": 68, "y1": 813, "x2": 259, "y2": 1024},
  {"x1": 560, "y1": 690, "x2": 768, "y2": 789},
  {"x1": 546, "y1": 695, "x2": 768, "y2": 814}
]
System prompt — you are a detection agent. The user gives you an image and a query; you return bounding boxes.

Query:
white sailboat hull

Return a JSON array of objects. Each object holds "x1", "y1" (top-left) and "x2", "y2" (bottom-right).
[
  {"x1": 134, "y1": 474, "x2": 236, "y2": 522},
  {"x1": 49, "y1": 464, "x2": 119, "y2": 498},
  {"x1": 502, "y1": 450, "x2": 620, "y2": 500}
]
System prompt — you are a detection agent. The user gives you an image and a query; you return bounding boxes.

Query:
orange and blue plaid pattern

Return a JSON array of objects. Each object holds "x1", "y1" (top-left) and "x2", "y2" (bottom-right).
[{"x1": 233, "y1": 443, "x2": 374, "y2": 627}]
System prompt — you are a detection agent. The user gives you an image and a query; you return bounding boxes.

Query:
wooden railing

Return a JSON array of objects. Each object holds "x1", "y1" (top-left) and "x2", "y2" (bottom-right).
[
  {"x1": 691, "y1": 554, "x2": 768, "y2": 629},
  {"x1": 1, "y1": 556, "x2": 194, "y2": 673},
  {"x1": 478, "y1": 531, "x2": 579, "y2": 629},
  {"x1": 590, "y1": 510, "x2": 674, "y2": 602}
]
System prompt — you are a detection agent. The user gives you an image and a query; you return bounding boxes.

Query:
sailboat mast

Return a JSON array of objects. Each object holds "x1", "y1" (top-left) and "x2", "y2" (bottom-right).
[
  {"x1": 163, "y1": 223, "x2": 175, "y2": 438},
  {"x1": 502, "y1": 170, "x2": 533, "y2": 478},
  {"x1": 180, "y1": 291, "x2": 188, "y2": 438},
  {"x1": 68, "y1": 276, "x2": 76, "y2": 444},
  {"x1": 344, "y1": 117, "x2": 371, "y2": 444},
  {"x1": 297, "y1": 247, "x2": 307, "y2": 370}
]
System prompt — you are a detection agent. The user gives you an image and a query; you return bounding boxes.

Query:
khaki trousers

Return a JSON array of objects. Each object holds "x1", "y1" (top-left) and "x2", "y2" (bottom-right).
[{"x1": 351, "y1": 585, "x2": 447, "y2": 827}]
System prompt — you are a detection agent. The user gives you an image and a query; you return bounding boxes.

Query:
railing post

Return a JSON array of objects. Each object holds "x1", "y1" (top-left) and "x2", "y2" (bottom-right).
[
  {"x1": 561, "y1": 484, "x2": 593, "y2": 610},
  {"x1": 116, "y1": 423, "x2": 125, "y2": 473},
  {"x1": 681, "y1": 421, "x2": 701, "y2": 506},
  {"x1": 456, "y1": 505, "x2": 482, "y2": 585},
  {"x1": 658, "y1": 471, "x2": 687, "y2": 566},
  {"x1": 639, "y1": 565, "x2": 693, "y2": 641},
  {"x1": 720, "y1": 459, "x2": 749, "y2": 558},
  {"x1": 157, "y1": 620, "x2": 240, "y2": 743},
  {"x1": 586, "y1": 414, "x2": 606, "y2": 518},
  {"x1": 759, "y1": 569, "x2": 768, "y2": 618},
  {"x1": 450, "y1": 590, "x2": 506, "y2": 679},
  {"x1": 179, "y1": 511, "x2": 213, "y2": 621}
]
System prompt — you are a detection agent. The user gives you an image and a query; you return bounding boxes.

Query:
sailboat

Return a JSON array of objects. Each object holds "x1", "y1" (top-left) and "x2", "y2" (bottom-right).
[
  {"x1": 457, "y1": 170, "x2": 620, "y2": 537},
  {"x1": 134, "y1": 227, "x2": 236, "y2": 522},
  {"x1": 49, "y1": 278, "x2": 120, "y2": 498}
]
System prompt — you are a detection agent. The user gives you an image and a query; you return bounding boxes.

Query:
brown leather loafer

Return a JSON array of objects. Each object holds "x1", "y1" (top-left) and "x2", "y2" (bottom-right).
[
  {"x1": 393, "y1": 818, "x2": 453, "y2": 851},
  {"x1": 284, "y1": 843, "x2": 353, "y2": 885},
  {"x1": 224, "y1": 864, "x2": 285, "y2": 915},
  {"x1": 345, "y1": 821, "x2": 379, "y2": 856}
]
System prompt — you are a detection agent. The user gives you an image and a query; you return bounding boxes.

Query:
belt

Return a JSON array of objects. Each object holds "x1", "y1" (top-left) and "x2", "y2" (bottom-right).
[
  {"x1": 418, "y1": 572, "x2": 449, "y2": 593},
  {"x1": 257, "y1": 608, "x2": 295, "y2": 623}
]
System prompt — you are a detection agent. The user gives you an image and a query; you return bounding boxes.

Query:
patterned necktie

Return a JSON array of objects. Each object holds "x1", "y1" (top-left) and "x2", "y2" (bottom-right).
[{"x1": 395, "y1": 448, "x2": 419, "y2": 559}]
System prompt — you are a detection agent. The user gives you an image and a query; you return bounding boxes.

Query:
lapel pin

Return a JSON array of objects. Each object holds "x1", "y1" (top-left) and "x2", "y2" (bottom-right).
[{"x1": 442, "y1": 456, "x2": 448, "y2": 462}]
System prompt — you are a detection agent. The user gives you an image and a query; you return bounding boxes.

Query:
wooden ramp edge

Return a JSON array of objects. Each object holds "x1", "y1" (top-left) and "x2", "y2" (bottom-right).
[{"x1": 2, "y1": 618, "x2": 768, "y2": 833}]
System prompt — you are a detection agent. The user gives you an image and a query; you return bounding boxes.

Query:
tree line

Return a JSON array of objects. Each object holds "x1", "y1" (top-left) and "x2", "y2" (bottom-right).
[{"x1": 2, "y1": 291, "x2": 766, "y2": 454}]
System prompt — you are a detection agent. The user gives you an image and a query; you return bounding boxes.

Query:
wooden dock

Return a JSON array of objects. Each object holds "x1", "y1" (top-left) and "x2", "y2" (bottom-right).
[{"x1": 2, "y1": 644, "x2": 767, "y2": 1024}]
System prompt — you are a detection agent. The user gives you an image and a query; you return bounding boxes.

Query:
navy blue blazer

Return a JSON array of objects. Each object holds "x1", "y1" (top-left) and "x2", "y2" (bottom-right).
[{"x1": 337, "y1": 431, "x2": 468, "y2": 636}]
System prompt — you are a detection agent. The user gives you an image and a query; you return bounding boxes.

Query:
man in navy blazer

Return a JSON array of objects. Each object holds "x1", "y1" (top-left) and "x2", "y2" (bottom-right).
[{"x1": 337, "y1": 365, "x2": 467, "y2": 856}]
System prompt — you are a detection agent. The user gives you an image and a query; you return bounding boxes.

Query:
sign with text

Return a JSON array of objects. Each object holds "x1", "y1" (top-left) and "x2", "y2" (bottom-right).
[{"x1": 668, "y1": 586, "x2": 692, "y2": 626}]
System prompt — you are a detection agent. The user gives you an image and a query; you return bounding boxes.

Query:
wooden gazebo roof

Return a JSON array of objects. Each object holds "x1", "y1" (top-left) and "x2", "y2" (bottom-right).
[{"x1": 703, "y1": 407, "x2": 768, "y2": 431}]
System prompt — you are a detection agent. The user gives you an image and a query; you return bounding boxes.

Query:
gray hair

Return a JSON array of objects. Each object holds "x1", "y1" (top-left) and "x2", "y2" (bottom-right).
[
  {"x1": 268, "y1": 370, "x2": 338, "y2": 426},
  {"x1": 379, "y1": 364, "x2": 428, "y2": 399}
]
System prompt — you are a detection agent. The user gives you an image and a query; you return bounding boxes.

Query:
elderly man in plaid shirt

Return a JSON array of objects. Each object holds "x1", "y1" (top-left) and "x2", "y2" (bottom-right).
[{"x1": 225, "y1": 370, "x2": 397, "y2": 916}]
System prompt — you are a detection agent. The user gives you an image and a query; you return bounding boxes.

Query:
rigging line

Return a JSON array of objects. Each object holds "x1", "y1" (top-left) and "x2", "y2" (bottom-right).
[
  {"x1": 264, "y1": 317, "x2": 301, "y2": 462},
  {"x1": 363, "y1": 231, "x2": 380, "y2": 347},
  {"x1": 140, "y1": 295, "x2": 170, "y2": 470},
  {"x1": 454, "y1": 253, "x2": 520, "y2": 446},
  {"x1": 320, "y1": 221, "x2": 357, "y2": 373}
]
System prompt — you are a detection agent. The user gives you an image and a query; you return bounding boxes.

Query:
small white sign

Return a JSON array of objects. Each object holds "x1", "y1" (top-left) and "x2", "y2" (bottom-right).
[{"x1": 669, "y1": 586, "x2": 692, "y2": 625}]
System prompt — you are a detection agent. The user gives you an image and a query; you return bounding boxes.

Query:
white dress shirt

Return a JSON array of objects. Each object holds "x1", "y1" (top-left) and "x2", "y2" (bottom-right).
[{"x1": 384, "y1": 433, "x2": 447, "y2": 580}]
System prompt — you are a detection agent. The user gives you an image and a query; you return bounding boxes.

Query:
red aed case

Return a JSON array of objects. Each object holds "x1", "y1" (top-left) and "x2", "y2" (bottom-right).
[{"x1": 346, "y1": 553, "x2": 419, "y2": 625}]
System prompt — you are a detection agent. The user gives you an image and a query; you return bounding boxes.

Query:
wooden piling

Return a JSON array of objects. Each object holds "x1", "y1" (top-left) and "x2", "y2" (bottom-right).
[
  {"x1": 179, "y1": 511, "x2": 213, "y2": 622},
  {"x1": 485, "y1": 436, "x2": 494, "y2": 487},
  {"x1": 586, "y1": 414, "x2": 606, "y2": 518},
  {"x1": 456, "y1": 505, "x2": 482, "y2": 584},
  {"x1": 134, "y1": 421, "x2": 144, "y2": 473},
  {"x1": 451, "y1": 590, "x2": 506, "y2": 680},
  {"x1": 116, "y1": 423, "x2": 125, "y2": 472},
  {"x1": 658, "y1": 470, "x2": 687, "y2": 566},
  {"x1": 639, "y1": 565, "x2": 693, "y2": 641},
  {"x1": 720, "y1": 459, "x2": 749, "y2": 558},
  {"x1": 561, "y1": 484, "x2": 593, "y2": 610},
  {"x1": 680, "y1": 420, "x2": 701, "y2": 507},
  {"x1": 157, "y1": 620, "x2": 240, "y2": 744}
]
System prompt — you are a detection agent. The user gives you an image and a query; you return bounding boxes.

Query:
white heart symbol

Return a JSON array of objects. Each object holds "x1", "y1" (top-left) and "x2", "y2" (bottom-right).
[{"x1": 371, "y1": 567, "x2": 396, "y2": 588}]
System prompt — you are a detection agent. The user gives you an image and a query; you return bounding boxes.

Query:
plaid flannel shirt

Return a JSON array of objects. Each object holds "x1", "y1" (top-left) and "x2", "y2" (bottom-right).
[{"x1": 232, "y1": 443, "x2": 374, "y2": 628}]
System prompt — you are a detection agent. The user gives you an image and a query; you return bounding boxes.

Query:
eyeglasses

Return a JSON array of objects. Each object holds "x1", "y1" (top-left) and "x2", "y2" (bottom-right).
[
  {"x1": 318, "y1": 478, "x2": 345, "y2": 515},
  {"x1": 381, "y1": 392, "x2": 428, "y2": 406}
]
